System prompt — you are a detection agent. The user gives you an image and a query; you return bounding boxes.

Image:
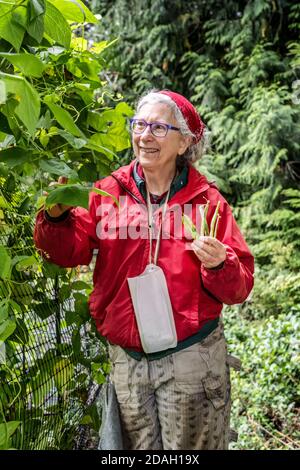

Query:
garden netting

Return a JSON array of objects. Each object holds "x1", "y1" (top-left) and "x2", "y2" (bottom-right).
[{"x1": 0, "y1": 183, "x2": 104, "y2": 450}]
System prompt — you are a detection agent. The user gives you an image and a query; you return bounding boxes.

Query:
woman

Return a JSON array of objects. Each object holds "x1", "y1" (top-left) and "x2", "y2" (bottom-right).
[{"x1": 34, "y1": 90, "x2": 254, "y2": 450}]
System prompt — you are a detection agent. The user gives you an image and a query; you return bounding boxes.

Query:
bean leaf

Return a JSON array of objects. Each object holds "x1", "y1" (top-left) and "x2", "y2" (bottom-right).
[{"x1": 45, "y1": 184, "x2": 119, "y2": 210}]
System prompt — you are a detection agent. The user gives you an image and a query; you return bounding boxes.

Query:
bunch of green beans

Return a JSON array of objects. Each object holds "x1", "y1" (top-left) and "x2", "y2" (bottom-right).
[{"x1": 182, "y1": 201, "x2": 221, "y2": 240}]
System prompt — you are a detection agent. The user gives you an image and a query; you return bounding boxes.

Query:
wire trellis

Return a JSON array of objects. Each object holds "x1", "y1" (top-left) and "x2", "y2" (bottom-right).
[{"x1": 0, "y1": 184, "x2": 103, "y2": 449}]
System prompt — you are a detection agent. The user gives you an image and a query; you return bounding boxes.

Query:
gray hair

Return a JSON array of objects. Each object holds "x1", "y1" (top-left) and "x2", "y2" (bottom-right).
[{"x1": 135, "y1": 90, "x2": 209, "y2": 164}]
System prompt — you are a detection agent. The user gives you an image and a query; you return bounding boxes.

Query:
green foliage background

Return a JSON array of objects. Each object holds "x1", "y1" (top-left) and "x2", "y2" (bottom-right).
[{"x1": 90, "y1": 0, "x2": 300, "y2": 449}]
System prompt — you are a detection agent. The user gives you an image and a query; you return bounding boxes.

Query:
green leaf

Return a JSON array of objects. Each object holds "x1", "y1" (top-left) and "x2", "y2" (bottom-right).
[
  {"x1": 10, "y1": 282, "x2": 34, "y2": 305},
  {"x1": 53, "y1": 357, "x2": 73, "y2": 392},
  {"x1": 80, "y1": 415, "x2": 92, "y2": 425},
  {"x1": 115, "y1": 101, "x2": 134, "y2": 116},
  {"x1": 92, "y1": 187, "x2": 120, "y2": 207},
  {"x1": 27, "y1": 14, "x2": 44, "y2": 43},
  {"x1": 86, "y1": 135, "x2": 117, "y2": 160},
  {"x1": 65, "y1": 310, "x2": 78, "y2": 326},
  {"x1": 27, "y1": 0, "x2": 46, "y2": 43},
  {"x1": 75, "y1": 58, "x2": 101, "y2": 82},
  {"x1": 91, "y1": 362, "x2": 106, "y2": 385},
  {"x1": 0, "y1": 300, "x2": 9, "y2": 322},
  {"x1": 45, "y1": 100, "x2": 83, "y2": 137},
  {"x1": 9, "y1": 299, "x2": 22, "y2": 314},
  {"x1": 48, "y1": 0, "x2": 97, "y2": 23},
  {"x1": 92, "y1": 160, "x2": 111, "y2": 177},
  {"x1": 45, "y1": 183, "x2": 89, "y2": 209},
  {"x1": 87, "y1": 108, "x2": 126, "y2": 132},
  {"x1": 0, "y1": 147, "x2": 32, "y2": 168},
  {"x1": 28, "y1": 0, "x2": 46, "y2": 19},
  {"x1": 45, "y1": 183, "x2": 119, "y2": 210},
  {"x1": 0, "y1": 246, "x2": 11, "y2": 280},
  {"x1": 0, "y1": 319, "x2": 16, "y2": 342},
  {"x1": 33, "y1": 301, "x2": 56, "y2": 320},
  {"x1": 87, "y1": 111, "x2": 105, "y2": 131},
  {"x1": 44, "y1": 0, "x2": 71, "y2": 48},
  {"x1": 71, "y1": 280, "x2": 91, "y2": 291},
  {"x1": 90, "y1": 38, "x2": 118, "y2": 54},
  {"x1": 0, "y1": 421, "x2": 21, "y2": 449},
  {"x1": 58, "y1": 283, "x2": 71, "y2": 302},
  {"x1": 78, "y1": 162, "x2": 97, "y2": 181},
  {"x1": 11, "y1": 3, "x2": 27, "y2": 29},
  {"x1": 39, "y1": 158, "x2": 78, "y2": 179},
  {"x1": 72, "y1": 329, "x2": 81, "y2": 355},
  {"x1": 14, "y1": 255, "x2": 38, "y2": 272},
  {"x1": 59, "y1": 130, "x2": 87, "y2": 149},
  {"x1": 86, "y1": 108, "x2": 130, "y2": 152},
  {"x1": 0, "y1": 53, "x2": 46, "y2": 78},
  {"x1": 0, "y1": 194, "x2": 9, "y2": 208},
  {"x1": 37, "y1": 110, "x2": 52, "y2": 129},
  {"x1": 42, "y1": 260, "x2": 67, "y2": 278},
  {"x1": 0, "y1": 73, "x2": 40, "y2": 135},
  {"x1": 18, "y1": 195, "x2": 31, "y2": 214},
  {"x1": 0, "y1": 4, "x2": 25, "y2": 51},
  {"x1": 31, "y1": 371, "x2": 53, "y2": 407},
  {"x1": 9, "y1": 318, "x2": 29, "y2": 345}
]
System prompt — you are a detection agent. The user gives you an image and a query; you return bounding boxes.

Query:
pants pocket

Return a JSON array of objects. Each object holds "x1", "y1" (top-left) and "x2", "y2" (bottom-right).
[
  {"x1": 173, "y1": 343, "x2": 210, "y2": 395},
  {"x1": 109, "y1": 345, "x2": 130, "y2": 403},
  {"x1": 173, "y1": 326, "x2": 229, "y2": 398},
  {"x1": 202, "y1": 372, "x2": 227, "y2": 410}
]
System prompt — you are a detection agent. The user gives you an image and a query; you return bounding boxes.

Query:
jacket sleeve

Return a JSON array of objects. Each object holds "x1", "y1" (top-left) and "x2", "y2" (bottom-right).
[
  {"x1": 200, "y1": 197, "x2": 254, "y2": 305},
  {"x1": 34, "y1": 190, "x2": 99, "y2": 268}
]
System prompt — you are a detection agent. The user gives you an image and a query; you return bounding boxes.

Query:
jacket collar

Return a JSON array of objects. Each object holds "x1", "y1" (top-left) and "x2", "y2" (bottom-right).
[{"x1": 111, "y1": 159, "x2": 212, "y2": 205}]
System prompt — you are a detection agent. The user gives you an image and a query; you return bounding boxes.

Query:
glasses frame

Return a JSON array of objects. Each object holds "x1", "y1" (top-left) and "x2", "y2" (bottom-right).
[{"x1": 129, "y1": 118, "x2": 180, "y2": 137}]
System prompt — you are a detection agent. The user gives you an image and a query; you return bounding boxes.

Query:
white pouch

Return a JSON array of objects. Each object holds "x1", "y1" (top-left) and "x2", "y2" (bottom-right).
[
  {"x1": 127, "y1": 263, "x2": 177, "y2": 353},
  {"x1": 127, "y1": 185, "x2": 177, "y2": 353}
]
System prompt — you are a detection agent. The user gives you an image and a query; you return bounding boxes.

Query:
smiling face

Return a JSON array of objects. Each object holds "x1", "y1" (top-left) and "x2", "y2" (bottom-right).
[{"x1": 132, "y1": 102, "x2": 190, "y2": 173}]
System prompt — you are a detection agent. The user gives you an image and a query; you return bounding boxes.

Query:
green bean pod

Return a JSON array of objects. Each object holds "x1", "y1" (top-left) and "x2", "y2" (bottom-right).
[
  {"x1": 200, "y1": 201, "x2": 210, "y2": 236},
  {"x1": 209, "y1": 201, "x2": 221, "y2": 237},
  {"x1": 213, "y1": 214, "x2": 221, "y2": 239},
  {"x1": 182, "y1": 214, "x2": 198, "y2": 239}
]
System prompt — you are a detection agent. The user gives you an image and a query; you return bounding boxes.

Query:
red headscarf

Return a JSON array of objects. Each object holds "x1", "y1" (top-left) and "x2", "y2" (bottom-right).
[{"x1": 158, "y1": 90, "x2": 205, "y2": 143}]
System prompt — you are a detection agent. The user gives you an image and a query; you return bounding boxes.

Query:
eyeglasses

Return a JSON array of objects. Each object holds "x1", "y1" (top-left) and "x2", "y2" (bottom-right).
[{"x1": 129, "y1": 118, "x2": 180, "y2": 137}]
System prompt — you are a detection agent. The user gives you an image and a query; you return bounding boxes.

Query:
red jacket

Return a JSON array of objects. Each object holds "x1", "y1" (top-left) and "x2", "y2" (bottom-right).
[{"x1": 34, "y1": 161, "x2": 254, "y2": 350}]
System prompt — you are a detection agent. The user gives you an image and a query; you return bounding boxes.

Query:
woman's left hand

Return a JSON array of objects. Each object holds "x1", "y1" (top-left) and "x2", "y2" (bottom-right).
[{"x1": 191, "y1": 236, "x2": 227, "y2": 269}]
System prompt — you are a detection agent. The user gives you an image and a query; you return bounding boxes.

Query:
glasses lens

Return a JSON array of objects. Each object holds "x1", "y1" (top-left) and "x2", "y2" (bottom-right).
[
  {"x1": 131, "y1": 119, "x2": 146, "y2": 133},
  {"x1": 151, "y1": 123, "x2": 168, "y2": 137}
]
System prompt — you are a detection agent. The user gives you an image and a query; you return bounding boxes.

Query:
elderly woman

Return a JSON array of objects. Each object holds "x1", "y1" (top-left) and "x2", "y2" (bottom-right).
[{"x1": 34, "y1": 90, "x2": 254, "y2": 450}]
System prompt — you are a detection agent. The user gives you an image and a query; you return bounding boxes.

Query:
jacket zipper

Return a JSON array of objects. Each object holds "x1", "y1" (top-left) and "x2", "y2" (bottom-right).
[
  {"x1": 112, "y1": 174, "x2": 156, "y2": 265},
  {"x1": 111, "y1": 174, "x2": 144, "y2": 204}
]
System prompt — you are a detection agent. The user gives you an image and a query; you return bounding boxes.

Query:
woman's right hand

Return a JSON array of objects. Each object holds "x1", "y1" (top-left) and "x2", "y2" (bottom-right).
[{"x1": 45, "y1": 176, "x2": 72, "y2": 218}]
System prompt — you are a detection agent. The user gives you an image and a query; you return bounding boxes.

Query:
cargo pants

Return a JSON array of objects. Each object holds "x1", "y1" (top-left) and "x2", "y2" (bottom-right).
[{"x1": 109, "y1": 322, "x2": 240, "y2": 450}]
